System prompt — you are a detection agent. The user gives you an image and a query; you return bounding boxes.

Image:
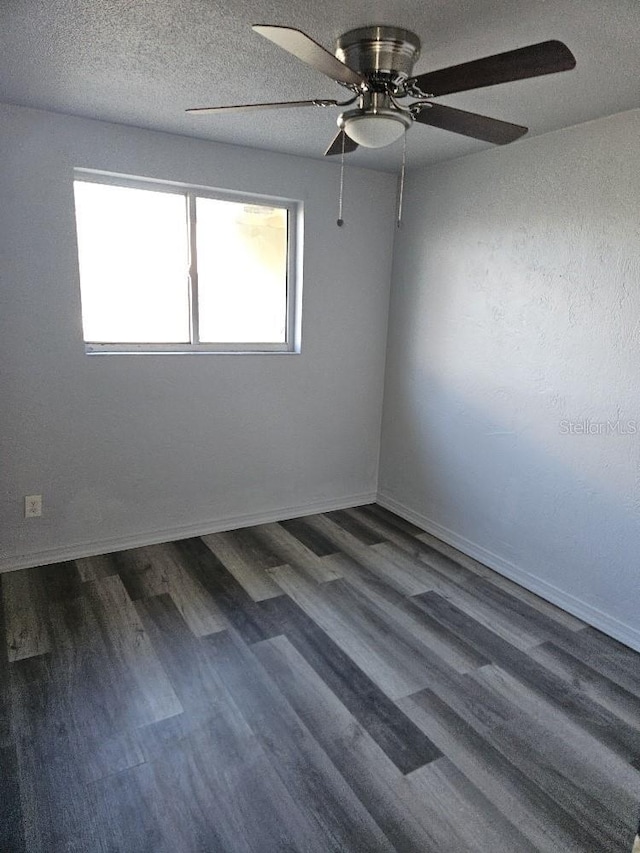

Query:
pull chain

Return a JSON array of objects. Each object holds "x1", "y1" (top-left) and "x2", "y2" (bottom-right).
[
  {"x1": 337, "y1": 131, "x2": 345, "y2": 227},
  {"x1": 397, "y1": 131, "x2": 407, "y2": 228}
]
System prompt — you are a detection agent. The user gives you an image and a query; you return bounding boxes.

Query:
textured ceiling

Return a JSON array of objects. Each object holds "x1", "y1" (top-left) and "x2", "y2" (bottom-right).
[{"x1": 1, "y1": 0, "x2": 639, "y2": 171}]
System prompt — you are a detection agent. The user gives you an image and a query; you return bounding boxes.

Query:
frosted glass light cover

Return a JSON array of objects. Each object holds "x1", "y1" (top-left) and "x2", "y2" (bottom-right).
[{"x1": 343, "y1": 114, "x2": 407, "y2": 148}]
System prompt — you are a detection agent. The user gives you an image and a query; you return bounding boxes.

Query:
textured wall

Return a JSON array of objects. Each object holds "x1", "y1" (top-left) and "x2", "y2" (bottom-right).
[
  {"x1": 0, "y1": 103, "x2": 396, "y2": 569},
  {"x1": 380, "y1": 109, "x2": 640, "y2": 649}
]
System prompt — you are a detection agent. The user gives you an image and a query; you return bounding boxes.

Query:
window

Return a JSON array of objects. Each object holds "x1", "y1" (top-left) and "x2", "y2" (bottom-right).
[{"x1": 73, "y1": 173, "x2": 300, "y2": 353}]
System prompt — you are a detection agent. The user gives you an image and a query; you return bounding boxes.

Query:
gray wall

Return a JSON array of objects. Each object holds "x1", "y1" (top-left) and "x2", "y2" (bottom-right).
[
  {"x1": 380, "y1": 109, "x2": 640, "y2": 650},
  {"x1": 0, "y1": 103, "x2": 396, "y2": 569},
  {"x1": 4, "y1": 99, "x2": 639, "y2": 651}
]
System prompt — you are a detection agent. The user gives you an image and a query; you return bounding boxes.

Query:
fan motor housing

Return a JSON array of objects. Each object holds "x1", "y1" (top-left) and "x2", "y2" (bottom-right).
[{"x1": 335, "y1": 26, "x2": 421, "y2": 81}]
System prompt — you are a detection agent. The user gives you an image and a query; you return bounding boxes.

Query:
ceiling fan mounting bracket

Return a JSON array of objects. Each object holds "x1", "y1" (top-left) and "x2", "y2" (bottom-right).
[{"x1": 335, "y1": 26, "x2": 421, "y2": 84}]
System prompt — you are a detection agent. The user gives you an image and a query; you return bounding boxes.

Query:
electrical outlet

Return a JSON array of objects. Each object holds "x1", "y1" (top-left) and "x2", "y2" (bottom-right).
[{"x1": 24, "y1": 495, "x2": 42, "y2": 518}]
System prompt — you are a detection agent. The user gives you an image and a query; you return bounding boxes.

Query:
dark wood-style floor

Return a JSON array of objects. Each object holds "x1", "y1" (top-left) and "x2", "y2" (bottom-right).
[{"x1": 1, "y1": 504, "x2": 639, "y2": 852}]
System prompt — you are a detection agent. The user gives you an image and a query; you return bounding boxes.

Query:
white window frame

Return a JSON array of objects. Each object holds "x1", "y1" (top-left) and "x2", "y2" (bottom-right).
[{"x1": 74, "y1": 170, "x2": 302, "y2": 355}]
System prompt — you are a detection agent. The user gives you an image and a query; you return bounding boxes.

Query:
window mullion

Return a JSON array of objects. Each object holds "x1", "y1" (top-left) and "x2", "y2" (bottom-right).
[{"x1": 187, "y1": 192, "x2": 200, "y2": 345}]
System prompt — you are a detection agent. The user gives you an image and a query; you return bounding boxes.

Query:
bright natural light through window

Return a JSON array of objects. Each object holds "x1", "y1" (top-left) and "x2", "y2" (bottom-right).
[
  {"x1": 73, "y1": 175, "x2": 298, "y2": 353},
  {"x1": 196, "y1": 198, "x2": 288, "y2": 344}
]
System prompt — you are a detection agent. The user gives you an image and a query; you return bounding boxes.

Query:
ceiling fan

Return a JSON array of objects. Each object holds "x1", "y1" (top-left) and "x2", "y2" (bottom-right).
[{"x1": 187, "y1": 25, "x2": 576, "y2": 155}]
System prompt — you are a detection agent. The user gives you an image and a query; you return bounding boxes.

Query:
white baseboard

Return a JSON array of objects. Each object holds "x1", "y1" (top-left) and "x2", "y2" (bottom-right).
[
  {"x1": 377, "y1": 491, "x2": 640, "y2": 654},
  {"x1": 0, "y1": 491, "x2": 377, "y2": 574}
]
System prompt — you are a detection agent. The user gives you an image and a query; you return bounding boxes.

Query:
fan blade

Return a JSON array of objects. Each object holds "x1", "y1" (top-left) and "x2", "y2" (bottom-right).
[
  {"x1": 324, "y1": 129, "x2": 359, "y2": 156},
  {"x1": 414, "y1": 103, "x2": 527, "y2": 145},
  {"x1": 412, "y1": 40, "x2": 576, "y2": 97},
  {"x1": 253, "y1": 25, "x2": 365, "y2": 86},
  {"x1": 187, "y1": 98, "x2": 338, "y2": 115}
]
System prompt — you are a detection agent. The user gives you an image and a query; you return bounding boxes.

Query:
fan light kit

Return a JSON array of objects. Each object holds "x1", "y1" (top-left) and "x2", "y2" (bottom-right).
[
  {"x1": 187, "y1": 24, "x2": 576, "y2": 154},
  {"x1": 338, "y1": 94, "x2": 413, "y2": 148}
]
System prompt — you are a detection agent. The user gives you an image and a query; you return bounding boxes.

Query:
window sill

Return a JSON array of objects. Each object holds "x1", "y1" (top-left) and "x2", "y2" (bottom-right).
[{"x1": 84, "y1": 344, "x2": 300, "y2": 356}]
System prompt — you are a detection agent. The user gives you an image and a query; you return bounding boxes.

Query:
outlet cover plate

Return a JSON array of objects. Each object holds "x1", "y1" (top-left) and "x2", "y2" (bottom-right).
[{"x1": 24, "y1": 495, "x2": 42, "y2": 518}]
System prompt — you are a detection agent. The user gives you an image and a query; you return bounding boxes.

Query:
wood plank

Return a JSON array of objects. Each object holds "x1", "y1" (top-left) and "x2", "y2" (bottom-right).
[
  {"x1": 329, "y1": 552, "x2": 491, "y2": 673},
  {"x1": 110, "y1": 548, "x2": 152, "y2": 601},
  {"x1": 376, "y1": 547, "x2": 560, "y2": 651},
  {"x1": 460, "y1": 573, "x2": 577, "y2": 646},
  {"x1": 475, "y1": 569, "x2": 587, "y2": 632},
  {"x1": 414, "y1": 660, "x2": 519, "y2": 733},
  {"x1": 353, "y1": 506, "x2": 584, "y2": 632},
  {"x1": 550, "y1": 625, "x2": 640, "y2": 698},
  {"x1": 3, "y1": 567, "x2": 51, "y2": 662},
  {"x1": 253, "y1": 633, "x2": 446, "y2": 852},
  {"x1": 217, "y1": 525, "x2": 286, "y2": 568},
  {"x1": 134, "y1": 593, "x2": 229, "y2": 720},
  {"x1": 474, "y1": 663, "x2": 640, "y2": 810},
  {"x1": 279, "y1": 516, "x2": 340, "y2": 556},
  {"x1": 417, "y1": 529, "x2": 497, "y2": 577},
  {"x1": 385, "y1": 538, "x2": 480, "y2": 586},
  {"x1": 14, "y1": 734, "x2": 104, "y2": 852},
  {"x1": 75, "y1": 553, "x2": 119, "y2": 583},
  {"x1": 10, "y1": 656, "x2": 107, "y2": 852},
  {"x1": 270, "y1": 565, "x2": 476, "y2": 699},
  {"x1": 45, "y1": 594, "x2": 147, "y2": 781},
  {"x1": 200, "y1": 524, "x2": 286, "y2": 597},
  {"x1": 528, "y1": 640, "x2": 640, "y2": 729},
  {"x1": 205, "y1": 629, "x2": 398, "y2": 852},
  {"x1": 83, "y1": 574, "x2": 183, "y2": 726},
  {"x1": 365, "y1": 503, "x2": 426, "y2": 536},
  {"x1": 9, "y1": 656, "x2": 57, "y2": 745},
  {"x1": 407, "y1": 758, "x2": 538, "y2": 853},
  {"x1": 305, "y1": 513, "x2": 433, "y2": 594},
  {"x1": 398, "y1": 688, "x2": 604, "y2": 852},
  {"x1": 346, "y1": 504, "x2": 427, "y2": 549},
  {"x1": 33, "y1": 561, "x2": 83, "y2": 602},
  {"x1": 131, "y1": 598, "x2": 337, "y2": 853},
  {"x1": 116, "y1": 543, "x2": 227, "y2": 636},
  {"x1": 251, "y1": 521, "x2": 342, "y2": 582},
  {"x1": 350, "y1": 507, "x2": 490, "y2": 587},
  {"x1": 88, "y1": 762, "x2": 169, "y2": 853},
  {"x1": 270, "y1": 565, "x2": 424, "y2": 698},
  {"x1": 324, "y1": 508, "x2": 387, "y2": 545},
  {"x1": 175, "y1": 537, "x2": 284, "y2": 644},
  {"x1": 0, "y1": 575, "x2": 12, "y2": 748},
  {"x1": 84, "y1": 732, "x2": 146, "y2": 785},
  {"x1": 397, "y1": 521, "x2": 586, "y2": 632},
  {"x1": 259, "y1": 592, "x2": 442, "y2": 774},
  {"x1": 421, "y1": 662, "x2": 637, "y2": 851},
  {"x1": 491, "y1": 716, "x2": 638, "y2": 850},
  {"x1": 152, "y1": 707, "x2": 334, "y2": 853},
  {"x1": 157, "y1": 713, "x2": 329, "y2": 853},
  {"x1": 201, "y1": 531, "x2": 284, "y2": 601},
  {"x1": 159, "y1": 543, "x2": 228, "y2": 636},
  {"x1": 0, "y1": 744, "x2": 26, "y2": 852},
  {"x1": 414, "y1": 591, "x2": 640, "y2": 761}
]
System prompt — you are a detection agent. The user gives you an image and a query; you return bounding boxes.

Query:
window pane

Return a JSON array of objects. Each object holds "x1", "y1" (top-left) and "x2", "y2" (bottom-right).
[
  {"x1": 196, "y1": 198, "x2": 288, "y2": 343},
  {"x1": 74, "y1": 181, "x2": 190, "y2": 343}
]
